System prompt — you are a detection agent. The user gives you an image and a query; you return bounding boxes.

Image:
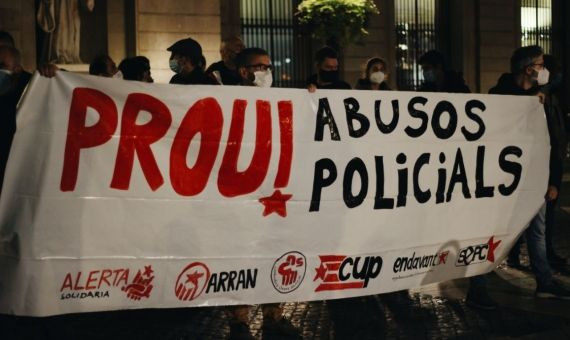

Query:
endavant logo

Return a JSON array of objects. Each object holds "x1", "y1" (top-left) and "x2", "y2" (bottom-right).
[
  {"x1": 271, "y1": 251, "x2": 306, "y2": 294},
  {"x1": 313, "y1": 255, "x2": 382, "y2": 292},
  {"x1": 456, "y1": 236, "x2": 501, "y2": 266}
]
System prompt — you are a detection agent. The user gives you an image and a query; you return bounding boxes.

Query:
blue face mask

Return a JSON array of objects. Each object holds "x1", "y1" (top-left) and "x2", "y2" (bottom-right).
[
  {"x1": 0, "y1": 69, "x2": 13, "y2": 95},
  {"x1": 169, "y1": 59, "x2": 181, "y2": 74},
  {"x1": 423, "y1": 69, "x2": 436, "y2": 83}
]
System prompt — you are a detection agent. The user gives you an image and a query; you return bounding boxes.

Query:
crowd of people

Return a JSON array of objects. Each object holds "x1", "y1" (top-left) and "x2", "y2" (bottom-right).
[{"x1": 1, "y1": 30, "x2": 569, "y2": 339}]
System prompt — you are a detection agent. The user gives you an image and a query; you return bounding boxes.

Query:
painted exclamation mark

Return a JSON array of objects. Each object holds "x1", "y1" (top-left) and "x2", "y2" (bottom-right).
[{"x1": 259, "y1": 101, "x2": 293, "y2": 217}]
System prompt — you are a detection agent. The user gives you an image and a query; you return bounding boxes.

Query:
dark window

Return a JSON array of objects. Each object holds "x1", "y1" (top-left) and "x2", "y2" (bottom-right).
[
  {"x1": 521, "y1": 0, "x2": 552, "y2": 53},
  {"x1": 240, "y1": 0, "x2": 311, "y2": 88},
  {"x1": 395, "y1": 0, "x2": 437, "y2": 90}
]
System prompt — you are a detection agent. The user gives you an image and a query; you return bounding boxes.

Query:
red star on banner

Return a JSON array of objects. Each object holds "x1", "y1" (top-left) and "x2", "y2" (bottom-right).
[
  {"x1": 143, "y1": 265, "x2": 154, "y2": 277},
  {"x1": 438, "y1": 251, "x2": 449, "y2": 264},
  {"x1": 186, "y1": 271, "x2": 204, "y2": 287},
  {"x1": 486, "y1": 236, "x2": 501, "y2": 263},
  {"x1": 314, "y1": 263, "x2": 327, "y2": 281},
  {"x1": 259, "y1": 190, "x2": 292, "y2": 217}
]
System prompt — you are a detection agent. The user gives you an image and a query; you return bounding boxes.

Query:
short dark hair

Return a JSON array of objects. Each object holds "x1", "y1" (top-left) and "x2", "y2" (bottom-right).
[
  {"x1": 0, "y1": 45, "x2": 21, "y2": 68},
  {"x1": 119, "y1": 57, "x2": 150, "y2": 81},
  {"x1": 510, "y1": 45, "x2": 543, "y2": 74},
  {"x1": 419, "y1": 50, "x2": 446, "y2": 69},
  {"x1": 235, "y1": 47, "x2": 269, "y2": 69},
  {"x1": 89, "y1": 54, "x2": 112, "y2": 75},
  {"x1": 315, "y1": 46, "x2": 338, "y2": 64},
  {"x1": 0, "y1": 31, "x2": 15, "y2": 47}
]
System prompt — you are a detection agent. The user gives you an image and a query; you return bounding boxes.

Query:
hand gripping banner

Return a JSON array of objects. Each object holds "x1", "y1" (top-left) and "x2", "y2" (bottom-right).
[{"x1": 0, "y1": 72, "x2": 549, "y2": 316}]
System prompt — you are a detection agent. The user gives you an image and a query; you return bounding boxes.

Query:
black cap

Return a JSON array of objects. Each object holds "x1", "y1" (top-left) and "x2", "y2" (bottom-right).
[{"x1": 167, "y1": 38, "x2": 202, "y2": 60}]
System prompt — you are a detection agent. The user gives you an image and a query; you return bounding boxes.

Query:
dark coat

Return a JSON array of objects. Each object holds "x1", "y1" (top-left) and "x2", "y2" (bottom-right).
[
  {"x1": 169, "y1": 69, "x2": 219, "y2": 85},
  {"x1": 306, "y1": 74, "x2": 351, "y2": 90},
  {"x1": 419, "y1": 70, "x2": 470, "y2": 93},
  {"x1": 205, "y1": 61, "x2": 241, "y2": 85}
]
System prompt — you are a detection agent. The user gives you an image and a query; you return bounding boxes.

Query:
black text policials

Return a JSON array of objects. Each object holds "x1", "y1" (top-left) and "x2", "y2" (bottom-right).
[{"x1": 309, "y1": 96, "x2": 523, "y2": 211}]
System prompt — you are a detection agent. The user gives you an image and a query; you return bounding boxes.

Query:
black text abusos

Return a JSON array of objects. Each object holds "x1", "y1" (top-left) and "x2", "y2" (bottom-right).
[{"x1": 309, "y1": 96, "x2": 523, "y2": 211}]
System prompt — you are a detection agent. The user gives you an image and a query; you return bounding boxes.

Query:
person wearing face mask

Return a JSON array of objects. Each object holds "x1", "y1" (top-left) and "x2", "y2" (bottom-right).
[
  {"x1": 224, "y1": 47, "x2": 302, "y2": 340},
  {"x1": 490, "y1": 45, "x2": 570, "y2": 300},
  {"x1": 0, "y1": 45, "x2": 32, "y2": 196},
  {"x1": 306, "y1": 46, "x2": 351, "y2": 92},
  {"x1": 167, "y1": 38, "x2": 218, "y2": 85},
  {"x1": 206, "y1": 36, "x2": 245, "y2": 85},
  {"x1": 355, "y1": 57, "x2": 392, "y2": 90},
  {"x1": 419, "y1": 50, "x2": 469, "y2": 93},
  {"x1": 504, "y1": 53, "x2": 568, "y2": 270},
  {"x1": 235, "y1": 47, "x2": 274, "y2": 88}
]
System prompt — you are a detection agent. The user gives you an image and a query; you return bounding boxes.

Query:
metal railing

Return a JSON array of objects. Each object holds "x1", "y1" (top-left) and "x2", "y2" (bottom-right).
[
  {"x1": 240, "y1": 0, "x2": 312, "y2": 88},
  {"x1": 521, "y1": 0, "x2": 552, "y2": 53},
  {"x1": 395, "y1": 0, "x2": 437, "y2": 90}
]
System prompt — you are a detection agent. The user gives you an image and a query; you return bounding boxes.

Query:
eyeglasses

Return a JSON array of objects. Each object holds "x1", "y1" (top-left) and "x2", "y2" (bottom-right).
[{"x1": 247, "y1": 64, "x2": 273, "y2": 72}]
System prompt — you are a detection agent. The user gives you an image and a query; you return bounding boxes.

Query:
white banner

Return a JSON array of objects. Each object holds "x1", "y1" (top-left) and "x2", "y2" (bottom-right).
[{"x1": 0, "y1": 72, "x2": 549, "y2": 316}]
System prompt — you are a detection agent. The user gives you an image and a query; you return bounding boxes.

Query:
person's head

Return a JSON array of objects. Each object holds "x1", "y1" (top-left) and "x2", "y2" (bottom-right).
[
  {"x1": 419, "y1": 50, "x2": 446, "y2": 83},
  {"x1": 220, "y1": 36, "x2": 245, "y2": 68},
  {"x1": 510, "y1": 45, "x2": 547, "y2": 85},
  {"x1": 132, "y1": 56, "x2": 153, "y2": 82},
  {"x1": 235, "y1": 47, "x2": 272, "y2": 87},
  {"x1": 315, "y1": 46, "x2": 340, "y2": 83},
  {"x1": 167, "y1": 38, "x2": 203, "y2": 74},
  {"x1": 119, "y1": 57, "x2": 153, "y2": 83},
  {"x1": 364, "y1": 57, "x2": 388, "y2": 84},
  {"x1": 0, "y1": 31, "x2": 15, "y2": 48},
  {"x1": 0, "y1": 45, "x2": 21, "y2": 95},
  {"x1": 89, "y1": 54, "x2": 119, "y2": 77}
]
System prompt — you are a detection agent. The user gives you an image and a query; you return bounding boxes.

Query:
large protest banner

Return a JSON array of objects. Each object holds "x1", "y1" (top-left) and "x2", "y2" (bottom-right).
[{"x1": 0, "y1": 72, "x2": 549, "y2": 316}]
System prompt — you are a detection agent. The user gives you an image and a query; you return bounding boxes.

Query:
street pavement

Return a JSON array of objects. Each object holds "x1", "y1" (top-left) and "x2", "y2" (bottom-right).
[{"x1": 2, "y1": 181, "x2": 570, "y2": 339}]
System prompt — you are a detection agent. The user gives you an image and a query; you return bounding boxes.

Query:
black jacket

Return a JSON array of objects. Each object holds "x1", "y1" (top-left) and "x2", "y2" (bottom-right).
[
  {"x1": 169, "y1": 69, "x2": 219, "y2": 85},
  {"x1": 489, "y1": 73, "x2": 564, "y2": 189},
  {"x1": 419, "y1": 70, "x2": 470, "y2": 93},
  {"x1": 306, "y1": 74, "x2": 351, "y2": 90},
  {"x1": 205, "y1": 61, "x2": 241, "y2": 85}
]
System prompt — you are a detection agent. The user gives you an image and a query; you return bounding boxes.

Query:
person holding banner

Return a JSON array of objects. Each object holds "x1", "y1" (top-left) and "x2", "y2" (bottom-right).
[
  {"x1": 354, "y1": 57, "x2": 392, "y2": 91},
  {"x1": 206, "y1": 36, "x2": 245, "y2": 85},
  {"x1": 0, "y1": 42, "x2": 32, "y2": 197},
  {"x1": 489, "y1": 45, "x2": 570, "y2": 300},
  {"x1": 167, "y1": 37, "x2": 218, "y2": 86},
  {"x1": 306, "y1": 46, "x2": 351, "y2": 92},
  {"x1": 418, "y1": 49, "x2": 498, "y2": 310},
  {"x1": 223, "y1": 47, "x2": 302, "y2": 340}
]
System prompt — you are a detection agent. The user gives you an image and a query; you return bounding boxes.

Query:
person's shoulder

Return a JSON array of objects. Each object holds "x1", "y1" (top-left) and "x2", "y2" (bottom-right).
[
  {"x1": 206, "y1": 60, "x2": 225, "y2": 73},
  {"x1": 306, "y1": 74, "x2": 318, "y2": 86}
]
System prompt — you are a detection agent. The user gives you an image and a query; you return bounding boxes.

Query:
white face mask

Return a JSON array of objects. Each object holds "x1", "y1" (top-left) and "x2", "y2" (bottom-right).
[
  {"x1": 113, "y1": 70, "x2": 123, "y2": 79},
  {"x1": 253, "y1": 70, "x2": 272, "y2": 88},
  {"x1": 369, "y1": 71, "x2": 385, "y2": 84},
  {"x1": 536, "y1": 67, "x2": 549, "y2": 86}
]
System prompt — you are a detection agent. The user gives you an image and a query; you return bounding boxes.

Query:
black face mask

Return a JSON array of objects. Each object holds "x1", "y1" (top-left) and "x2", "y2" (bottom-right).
[{"x1": 319, "y1": 69, "x2": 339, "y2": 83}]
